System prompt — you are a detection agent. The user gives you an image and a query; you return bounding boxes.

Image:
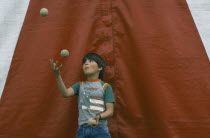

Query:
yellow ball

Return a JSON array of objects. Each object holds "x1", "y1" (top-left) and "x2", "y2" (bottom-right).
[
  {"x1": 40, "y1": 8, "x2": 48, "y2": 16},
  {"x1": 60, "y1": 49, "x2": 69, "y2": 58}
]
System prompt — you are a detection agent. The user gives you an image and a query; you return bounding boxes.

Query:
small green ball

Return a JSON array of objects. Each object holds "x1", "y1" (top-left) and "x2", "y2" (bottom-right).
[
  {"x1": 60, "y1": 49, "x2": 69, "y2": 58},
  {"x1": 40, "y1": 8, "x2": 48, "y2": 16}
]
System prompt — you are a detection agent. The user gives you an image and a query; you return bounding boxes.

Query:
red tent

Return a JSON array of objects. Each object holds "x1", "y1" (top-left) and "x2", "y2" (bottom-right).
[{"x1": 0, "y1": 0, "x2": 210, "y2": 137}]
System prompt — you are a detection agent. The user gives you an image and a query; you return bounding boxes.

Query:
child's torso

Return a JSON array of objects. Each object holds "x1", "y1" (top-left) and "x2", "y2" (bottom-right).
[{"x1": 78, "y1": 81, "x2": 107, "y2": 126}]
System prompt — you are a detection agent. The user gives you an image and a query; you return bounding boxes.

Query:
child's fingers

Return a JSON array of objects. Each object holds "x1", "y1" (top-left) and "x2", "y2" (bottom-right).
[
  {"x1": 96, "y1": 119, "x2": 99, "y2": 124},
  {"x1": 92, "y1": 120, "x2": 99, "y2": 126},
  {"x1": 49, "y1": 59, "x2": 56, "y2": 69},
  {"x1": 94, "y1": 118, "x2": 99, "y2": 124},
  {"x1": 53, "y1": 63, "x2": 56, "y2": 70},
  {"x1": 57, "y1": 64, "x2": 62, "y2": 70},
  {"x1": 93, "y1": 116, "x2": 99, "y2": 124}
]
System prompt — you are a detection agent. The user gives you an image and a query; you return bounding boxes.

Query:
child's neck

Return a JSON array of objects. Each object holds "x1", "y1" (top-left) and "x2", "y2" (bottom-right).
[
  {"x1": 86, "y1": 74, "x2": 99, "y2": 80},
  {"x1": 87, "y1": 77, "x2": 99, "y2": 80}
]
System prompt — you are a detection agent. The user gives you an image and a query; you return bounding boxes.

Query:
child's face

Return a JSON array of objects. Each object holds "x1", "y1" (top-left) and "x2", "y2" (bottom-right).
[{"x1": 82, "y1": 59, "x2": 102, "y2": 77}]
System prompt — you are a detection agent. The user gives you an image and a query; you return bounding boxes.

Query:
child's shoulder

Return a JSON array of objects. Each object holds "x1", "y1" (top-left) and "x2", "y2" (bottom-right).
[
  {"x1": 101, "y1": 81, "x2": 113, "y2": 89},
  {"x1": 79, "y1": 81, "x2": 84, "y2": 85},
  {"x1": 100, "y1": 81, "x2": 110, "y2": 85}
]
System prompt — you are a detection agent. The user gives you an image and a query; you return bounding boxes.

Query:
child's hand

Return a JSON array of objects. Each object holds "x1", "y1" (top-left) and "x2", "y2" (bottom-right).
[
  {"x1": 88, "y1": 117, "x2": 99, "y2": 128},
  {"x1": 91, "y1": 115, "x2": 100, "y2": 127},
  {"x1": 49, "y1": 59, "x2": 62, "y2": 75}
]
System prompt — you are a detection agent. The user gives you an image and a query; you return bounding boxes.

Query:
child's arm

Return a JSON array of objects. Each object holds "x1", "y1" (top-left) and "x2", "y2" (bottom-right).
[
  {"x1": 99, "y1": 84, "x2": 115, "y2": 120},
  {"x1": 92, "y1": 102, "x2": 114, "y2": 127},
  {"x1": 50, "y1": 59, "x2": 75, "y2": 98},
  {"x1": 99, "y1": 103, "x2": 114, "y2": 120},
  {"x1": 56, "y1": 74, "x2": 75, "y2": 98}
]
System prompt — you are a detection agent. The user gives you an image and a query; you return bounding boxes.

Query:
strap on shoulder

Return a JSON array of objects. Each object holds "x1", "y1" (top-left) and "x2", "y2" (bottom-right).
[
  {"x1": 80, "y1": 81, "x2": 84, "y2": 86},
  {"x1": 102, "y1": 83, "x2": 109, "y2": 91}
]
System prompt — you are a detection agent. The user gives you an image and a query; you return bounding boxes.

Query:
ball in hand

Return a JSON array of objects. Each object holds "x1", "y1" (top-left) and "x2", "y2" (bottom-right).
[
  {"x1": 60, "y1": 49, "x2": 69, "y2": 58},
  {"x1": 40, "y1": 8, "x2": 48, "y2": 16},
  {"x1": 87, "y1": 118, "x2": 96, "y2": 126}
]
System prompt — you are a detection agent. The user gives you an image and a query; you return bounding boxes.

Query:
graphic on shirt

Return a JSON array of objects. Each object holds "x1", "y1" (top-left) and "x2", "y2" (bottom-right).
[
  {"x1": 80, "y1": 90, "x2": 105, "y2": 114},
  {"x1": 81, "y1": 90, "x2": 91, "y2": 106},
  {"x1": 79, "y1": 83, "x2": 105, "y2": 114}
]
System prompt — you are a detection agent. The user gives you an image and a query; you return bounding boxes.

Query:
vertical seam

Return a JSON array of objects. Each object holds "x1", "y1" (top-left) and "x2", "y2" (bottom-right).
[{"x1": 110, "y1": 0, "x2": 119, "y2": 137}]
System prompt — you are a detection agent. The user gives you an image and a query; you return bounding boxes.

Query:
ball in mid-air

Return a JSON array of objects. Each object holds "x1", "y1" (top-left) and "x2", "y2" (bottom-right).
[
  {"x1": 40, "y1": 8, "x2": 48, "y2": 16},
  {"x1": 60, "y1": 49, "x2": 69, "y2": 58}
]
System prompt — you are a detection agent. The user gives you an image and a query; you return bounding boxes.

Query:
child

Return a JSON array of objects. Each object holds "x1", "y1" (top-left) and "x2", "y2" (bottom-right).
[{"x1": 49, "y1": 53, "x2": 115, "y2": 138}]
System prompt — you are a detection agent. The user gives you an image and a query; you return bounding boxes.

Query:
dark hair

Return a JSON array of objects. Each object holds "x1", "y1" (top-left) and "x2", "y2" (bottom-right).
[{"x1": 82, "y1": 53, "x2": 106, "y2": 80}]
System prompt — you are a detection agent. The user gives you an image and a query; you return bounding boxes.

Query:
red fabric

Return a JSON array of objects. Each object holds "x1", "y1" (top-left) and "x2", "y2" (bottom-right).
[{"x1": 0, "y1": 0, "x2": 210, "y2": 137}]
